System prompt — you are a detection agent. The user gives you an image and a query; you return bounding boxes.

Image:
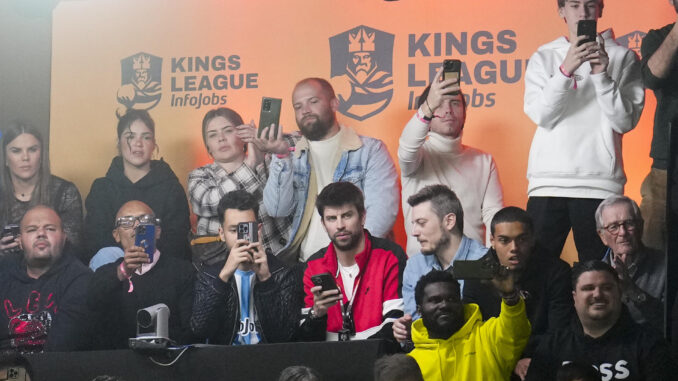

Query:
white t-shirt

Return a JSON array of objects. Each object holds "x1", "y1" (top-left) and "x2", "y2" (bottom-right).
[{"x1": 338, "y1": 263, "x2": 360, "y2": 301}]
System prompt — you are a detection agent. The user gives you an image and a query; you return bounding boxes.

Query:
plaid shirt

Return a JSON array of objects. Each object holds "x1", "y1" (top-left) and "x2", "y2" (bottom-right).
[{"x1": 188, "y1": 162, "x2": 292, "y2": 255}]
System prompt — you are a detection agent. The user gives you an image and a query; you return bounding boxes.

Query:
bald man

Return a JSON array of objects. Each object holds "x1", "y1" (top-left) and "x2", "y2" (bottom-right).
[
  {"x1": 258, "y1": 77, "x2": 399, "y2": 263},
  {"x1": 0, "y1": 205, "x2": 92, "y2": 352},
  {"x1": 86, "y1": 200, "x2": 194, "y2": 349}
]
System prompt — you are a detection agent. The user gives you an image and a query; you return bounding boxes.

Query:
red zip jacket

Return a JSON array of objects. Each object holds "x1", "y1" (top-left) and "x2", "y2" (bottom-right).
[{"x1": 300, "y1": 230, "x2": 406, "y2": 341}]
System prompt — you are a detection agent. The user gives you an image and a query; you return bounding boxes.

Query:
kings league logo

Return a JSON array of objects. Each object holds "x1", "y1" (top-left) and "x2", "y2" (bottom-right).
[
  {"x1": 116, "y1": 52, "x2": 163, "y2": 116},
  {"x1": 330, "y1": 26, "x2": 394, "y2": 121},
  {"x1": 616, "y1": 31, "x2": 646, "y2": 57}
]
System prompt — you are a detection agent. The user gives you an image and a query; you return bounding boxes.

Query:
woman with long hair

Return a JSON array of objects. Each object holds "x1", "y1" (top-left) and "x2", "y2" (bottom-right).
[
  {"x1": 0, "y1": 121, "x2": 83, "y2": 254},
  {"x1": 188, "y1": 107, "x2": 291, "y2": 255},
  {"x1": 84, "y1": 109, "x2": 190, "y2": 263}
]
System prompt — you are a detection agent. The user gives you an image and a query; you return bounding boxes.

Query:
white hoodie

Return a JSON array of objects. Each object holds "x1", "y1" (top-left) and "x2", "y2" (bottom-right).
[{"x1": 524, "y1": 29, "x2": 644, "y2": 198}]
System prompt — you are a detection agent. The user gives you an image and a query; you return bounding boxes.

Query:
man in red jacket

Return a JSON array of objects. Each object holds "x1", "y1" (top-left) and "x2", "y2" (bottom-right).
[{"x1": 298, "y1": 182, "x2": 407, "y2": 342}]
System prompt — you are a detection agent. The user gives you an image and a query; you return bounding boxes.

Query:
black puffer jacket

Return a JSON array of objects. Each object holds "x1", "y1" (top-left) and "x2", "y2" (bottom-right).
[{"x1": 190, "y1": 246, "x2": 304, "y2": 344}]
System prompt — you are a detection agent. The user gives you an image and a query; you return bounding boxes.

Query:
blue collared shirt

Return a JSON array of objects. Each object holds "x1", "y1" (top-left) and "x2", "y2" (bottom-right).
[{"x1": 402, "y1": 235, "x2": 487, "y2": 318}]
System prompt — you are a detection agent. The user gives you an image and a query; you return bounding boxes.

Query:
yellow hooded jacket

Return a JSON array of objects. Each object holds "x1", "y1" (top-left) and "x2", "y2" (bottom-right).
[{"x1": 408, "y1": 300, "x2": 530, "y2": 381}]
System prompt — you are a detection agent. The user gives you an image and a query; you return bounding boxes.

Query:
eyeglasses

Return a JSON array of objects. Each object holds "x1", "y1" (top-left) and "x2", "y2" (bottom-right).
[
  {"x1": 602, "y1": 219, "x2": 638, "y2": 235},
  {"x1": 115, "y1": 214, "x2": 160, "y2": 229}
]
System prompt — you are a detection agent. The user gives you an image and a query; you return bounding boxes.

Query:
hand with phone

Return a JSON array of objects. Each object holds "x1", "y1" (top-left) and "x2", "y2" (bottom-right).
[
  {"x1": 490, "y1": 265, "x2": 519, "y2": 305},
  {"x1": 250, "y1": 241, "x2": 270, "y2": 282},
  {"x1": 562, "y1": 20, "x2": 606, "y2": 75},
  {"x1": 562, "y1": 35, "x2": 599, "y2": 75},
  {"x1": 309, "y1": 273, "x2": 342, "y2": 318},
  {"x1": 249, "y1": 123, "x2": 290, "y2": 156},
  {"x1": 392, "y1": 314, "x2": 413, "y2": 343},
  {"x1": 117, "y1": 245, "x2": 150, "y2": 281},
  {"x1": 219, "y1": 238, "x2": 258, "y2": 283},
  {"x1": 424, "y1": 65, "x2": 462, "y2": 116},
  {"x1": 1, "y1": 224, "x2": 21, "y2": 254},
  {"x1": 588, "y1": 35, "x2": 609, "y2": 74}
]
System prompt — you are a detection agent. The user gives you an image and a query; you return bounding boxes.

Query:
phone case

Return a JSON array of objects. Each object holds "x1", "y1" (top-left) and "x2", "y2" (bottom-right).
[
  {"x1": 311, "y1": 272, "x2": 337, "y2": 291},
  {"x1": 258, "y1": 97, "x2": 282, "y2": 139},
  {"x1": 135, "y1": 223, "x2": 156, "y2": 262},
  {"x1": 452, "y1": 256, "x2": 498, "y2": 280}
]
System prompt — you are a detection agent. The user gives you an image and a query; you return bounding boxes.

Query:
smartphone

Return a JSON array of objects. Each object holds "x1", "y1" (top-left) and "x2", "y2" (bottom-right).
[
  {"x1": 258, "y1": 97, "x2": 282, "y2": 139},
  {"x1": 442, "y1": 59, "x2": 461, "y2": 95},
  {"x1": 311, "y1": 272, "x2": 338, "y2": 292},
  {"x1": 2, "y1": 224, "x2": 20, "y2": 238},
  {"x1": 135, "y1": 223, "x2": 156, "y2": 263},
  {"x1": 452, "y1": 252, "x2": 500, "y2": 280},
  {"x1": 577, "y1": 20, "x2": 597, "y2": 46},
  {"x1": 237, "y1": 222, "x2": 258, "y2": 243}
]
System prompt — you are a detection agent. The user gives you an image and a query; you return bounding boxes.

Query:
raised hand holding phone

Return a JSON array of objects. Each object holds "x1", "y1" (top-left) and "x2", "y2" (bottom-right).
[
  {"x1": 425, "y1": 65, "x2": 462, "y2": 114},
  {"x1": 219, "y1": 238, "x2": 255, "y2": 283}
]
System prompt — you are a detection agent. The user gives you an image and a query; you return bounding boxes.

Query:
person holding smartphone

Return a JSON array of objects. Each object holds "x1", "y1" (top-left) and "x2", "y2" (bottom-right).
[
  {"x1": 190, "y1": 190, "x2": 303, "y2": 345},
  {"x1": 188, "y1": 107, "x2": 293, "y2": 257},
  {"x1": 299, "y1": 182, "x2": 406, "y2": 343},
  {"x1": 398, "y1": 64, "x2": 504, "y2": 255},
  {"x1": 86, "y1": 200, "x2": 195, "y2": 349},
  {"x1": 523, "y1": 0, "x2": 644, "y2": 263}
]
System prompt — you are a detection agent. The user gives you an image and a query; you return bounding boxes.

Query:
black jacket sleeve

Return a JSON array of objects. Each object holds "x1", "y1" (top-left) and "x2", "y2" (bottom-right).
[
  {"x1": 86, "y1": 260, "x2": 124, "y2": 312},
  {"x1": 83, "y1": 179, "x2": 118, "y2": 262},
  {"x1": 157, "y1": 181, "x2": 191, "y2": 261},
  {"x1": 45, "y1": 265, "x2": 93, "y2": 351},
  {"x1": 254, "y1": 262, "x2": 304, "y2": 343},
  {"x1": 524, "y1": 337, "x2": 558, "y2": 381},
  {"x1": 641, "y1": 26, "x2": 672, "y2": 90},
  {"x1": 523, "y1": 260, "x2": 573, "y2": 357},
  {"x1": 190, "y1": 264, "x2": 238, "y2": 344}
]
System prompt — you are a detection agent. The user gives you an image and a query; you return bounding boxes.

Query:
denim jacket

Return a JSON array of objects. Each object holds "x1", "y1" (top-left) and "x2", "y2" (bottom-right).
[{"x1": 263, "y1": 126, "x2": 399, "y2": 255}]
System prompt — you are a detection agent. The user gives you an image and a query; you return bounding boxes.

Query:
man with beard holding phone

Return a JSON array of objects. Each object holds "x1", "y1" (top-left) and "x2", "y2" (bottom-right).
[
  {"x1": 407, "y1": 270, "x2": 530, "y2": 381},
  {"x1": 191, "y1": 190, "x2": 303, "y2": 345},
  {"x1": 86, "y1": 200, "x2": 194, "y2": 348},
  {"x1": 524, "y1": 0, "x2": 644, "y2": 263},
  {"x1": 253, "y1": 78, "x2": 398, "y2": 264},
  {"x1": 299, "y1": 182, "x2": 406, "y2": 342}
]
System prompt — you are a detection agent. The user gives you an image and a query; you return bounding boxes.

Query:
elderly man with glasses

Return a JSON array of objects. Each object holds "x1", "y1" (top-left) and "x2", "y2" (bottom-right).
[
  {"x1": 595, "y1": 195, "x2": 666, "y2": 329},
  {"x1": 86, "y1": 200, "x2": 194, "y2": 349}
]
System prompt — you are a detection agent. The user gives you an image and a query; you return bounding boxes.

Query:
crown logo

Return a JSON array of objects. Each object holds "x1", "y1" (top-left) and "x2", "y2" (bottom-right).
[
  {"x1": 132, "y1": 54, "x2": 151, "y2": 71},
  {"x1": 348, "y1": 27, "x2": 375, "y2": 53}
]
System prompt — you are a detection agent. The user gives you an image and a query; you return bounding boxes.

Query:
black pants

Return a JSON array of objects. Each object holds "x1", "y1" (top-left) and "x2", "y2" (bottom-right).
[{"x1": 526, "y1": 196, "x2": 606, "y2": 263}]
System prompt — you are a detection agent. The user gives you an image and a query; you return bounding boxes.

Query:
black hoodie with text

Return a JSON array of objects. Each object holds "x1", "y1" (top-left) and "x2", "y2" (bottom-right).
[{"x1": 525, "y1": 309, "x2": 676, "y2": 381}]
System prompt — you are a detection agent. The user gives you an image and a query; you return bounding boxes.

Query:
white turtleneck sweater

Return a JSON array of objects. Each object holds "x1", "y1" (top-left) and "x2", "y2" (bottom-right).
[{"x1": 398, "y1": 113, "x2": 504, "y2": 255}]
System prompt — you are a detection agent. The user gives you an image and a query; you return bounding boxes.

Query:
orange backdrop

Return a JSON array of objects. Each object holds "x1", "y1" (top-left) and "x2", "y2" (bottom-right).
[{"x1": 50, "y1": 0, "x2": 675, "y2": 260}]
